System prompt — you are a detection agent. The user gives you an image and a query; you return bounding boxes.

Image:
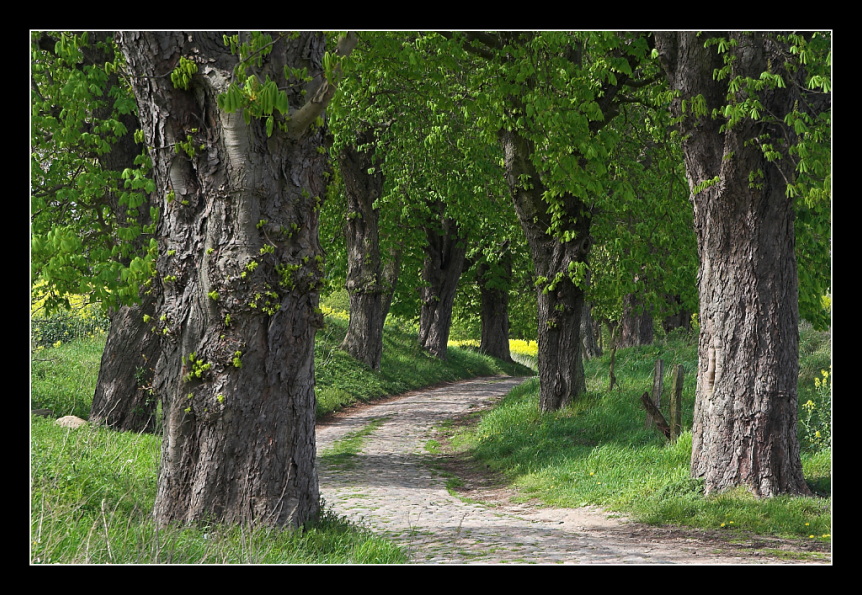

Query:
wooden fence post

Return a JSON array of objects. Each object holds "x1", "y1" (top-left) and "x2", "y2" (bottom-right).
[
  {"x1": 646, "y1": 359, "x2": 664, "y2": 429},
  {"x1": 669, "y1": 364, "x2": 684, "y2": 442}
]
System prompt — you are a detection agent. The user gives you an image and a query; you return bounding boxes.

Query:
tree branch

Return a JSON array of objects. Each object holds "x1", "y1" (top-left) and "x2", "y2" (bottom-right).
[{"x1": 287, "y1": 32, "x2": 358, "y2": 139}]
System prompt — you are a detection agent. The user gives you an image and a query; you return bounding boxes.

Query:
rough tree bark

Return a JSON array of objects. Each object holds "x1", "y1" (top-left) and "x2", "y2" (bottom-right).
[
  {"x1": 418, "y1": 202, "x2": 468, "y2": 360},
  {"x1": 90, "y1": 297, "x2": 161, "y2": 432},
  {"x1": 337, "y1": 129, "x2": 392, "y2": 370},
  {"x1": 578, "y1": 271, "x2": 601, "y2": 359},
  {"x1": 117, "y1": 31, "x2": 350, "y2": 526},
  {"x1": 655, "y1": 31, "x2": 812, "y2": 497},
  {"x1": 380, "y1": 247, "x2": 403, "y2": 322},
  {"x1": 500, "y1": 129, "x2": 588, "y2": 411}
]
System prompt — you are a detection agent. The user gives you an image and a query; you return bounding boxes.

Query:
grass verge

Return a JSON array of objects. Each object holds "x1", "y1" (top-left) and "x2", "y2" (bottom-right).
[
  {"x1": 448, "y1": 325, "x2": 832, "y2": 545},
  {"x1": 30, "y1": 414, "x2": 407, "y2": 564}
]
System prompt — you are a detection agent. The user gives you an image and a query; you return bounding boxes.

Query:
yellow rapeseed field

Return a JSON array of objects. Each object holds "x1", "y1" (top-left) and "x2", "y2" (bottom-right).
[{"x1": 449, "y1": 338, "x2": 538, "y2": 358}]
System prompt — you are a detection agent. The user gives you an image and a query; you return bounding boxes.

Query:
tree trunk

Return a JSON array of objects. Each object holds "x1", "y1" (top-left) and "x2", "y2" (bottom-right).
[
  {"x1": 477, "y1": 249, "x2": 514, "y2": 362},
  {"x1": 85, "y1": 32, "x2": 162, "y2": 432},
  {"x1": 418, "y1": 203, "x2": 467, "y2": 359},
  {"x1": 655, "y1": 31, "x2": 811, "y2": 497},
  {"x1": 607, "y1": 322, "x2": 619, "y2": 391},
  {"x1": 535, "y1": 271, "x2": 588, "y2": 411},
  {"x1": 500, "y1": 129, "x2": 588, "y2": 411},
  {"x1": 618, "y1": 292, "x2": 654, "y2": 348},
  {"x1": 118, "y1": 31, "x2": 334, "y2": 526},
  {"x1": 581, "y1": 300, "x2": 602, "y2": 359},
  {"x1": 90, "y1": 297, "x2": 161, "y2": 432},
  {"x1": 380, "y1": 247, "x2": 402, "y2": 321},
  {"x1": 337, "y1": 130, "x2": 389, "y2": 370}
]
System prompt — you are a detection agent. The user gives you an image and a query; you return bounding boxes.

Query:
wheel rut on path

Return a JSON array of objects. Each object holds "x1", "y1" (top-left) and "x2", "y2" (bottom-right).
[{"x1": 315, "y1": 376, "x2": 831, "y2": 565}]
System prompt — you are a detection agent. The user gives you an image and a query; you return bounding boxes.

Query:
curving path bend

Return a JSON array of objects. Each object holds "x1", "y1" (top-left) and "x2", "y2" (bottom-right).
[{"x1": 315, "y1": 376, "x2": 831, "y2": 565}]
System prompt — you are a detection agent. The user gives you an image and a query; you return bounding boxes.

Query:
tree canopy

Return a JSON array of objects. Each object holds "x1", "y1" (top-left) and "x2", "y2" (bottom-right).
[{"x1": 31, "y1": 31, "x2": 157, "y2": 314}]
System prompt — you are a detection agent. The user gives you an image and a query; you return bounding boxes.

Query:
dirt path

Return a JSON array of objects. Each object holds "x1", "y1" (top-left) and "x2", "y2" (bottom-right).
[{"x1": 315, "y1": 376, "x2": 831, "y2": 565}]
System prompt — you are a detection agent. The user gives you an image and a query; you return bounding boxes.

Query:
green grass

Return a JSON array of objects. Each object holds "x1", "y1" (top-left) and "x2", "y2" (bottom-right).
[
  {"x1": 450, "y1": 326, "x2": 832, "y2": 543},
  {"x1": 30, "y1": 306, "x2": 530, "y2": 564},
  {"x1": 30, "y1": 402, "x2": 407, "y2": 564},
  {"x1": 31, "y1": 334, "x2": 106, "y2": 419}
]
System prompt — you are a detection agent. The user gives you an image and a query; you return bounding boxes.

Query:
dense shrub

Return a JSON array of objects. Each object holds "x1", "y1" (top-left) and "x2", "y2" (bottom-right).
[
  {"x1": 31, "y1": 307, "x2": 110, "y2": 349},
  {"x1": 31, "y1": 282, "x2": 111, "y2": 349}
]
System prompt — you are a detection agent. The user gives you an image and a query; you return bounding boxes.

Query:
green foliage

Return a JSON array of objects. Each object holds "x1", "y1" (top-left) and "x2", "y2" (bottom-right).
[
  {"x1": 799, "y1": 369, "x2": 831, "y2": 451},
  {"x1": 170, "y1": 56, "x2": 198, "y2": 90},
  {"x1": 174, "y1": 133, "x2": 204, "y2": 158},
  {"x1": 324, "y1": 32, "x2": 522, "y2": 324},
  {"x1": 795, "y1": 195, "x2": 831, "y2": 330},
  {"x1": 700, "y1": 32, "x2": 832, "y2": 330},
  {"x1": 468, "y1": 32, "x2": 655, "y2": 207},
  {"x1": 326, "y1": 30, "x2": 826, "y2": 348},
  {"x1": 796, "y1": 323, "x2": 832, "y2": 452},
  {"x1": 31, "y1": 304, "x2": 109, "y2": 349},
  {"x1": 440, "y1": 32, "x2": 698, "y2": 331},
  {"x1": 182, "y1": 352, "x2": 212, "y2": 382},
  {"x1": 216, "y1": 32, "x2": 296, "y2": 133},
  {"x1": 587, "y1": 99, "x2": 698, "y2": 326},
  {"x1": 31, "y1": 31, "x2": 157, "y2": 315}
]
